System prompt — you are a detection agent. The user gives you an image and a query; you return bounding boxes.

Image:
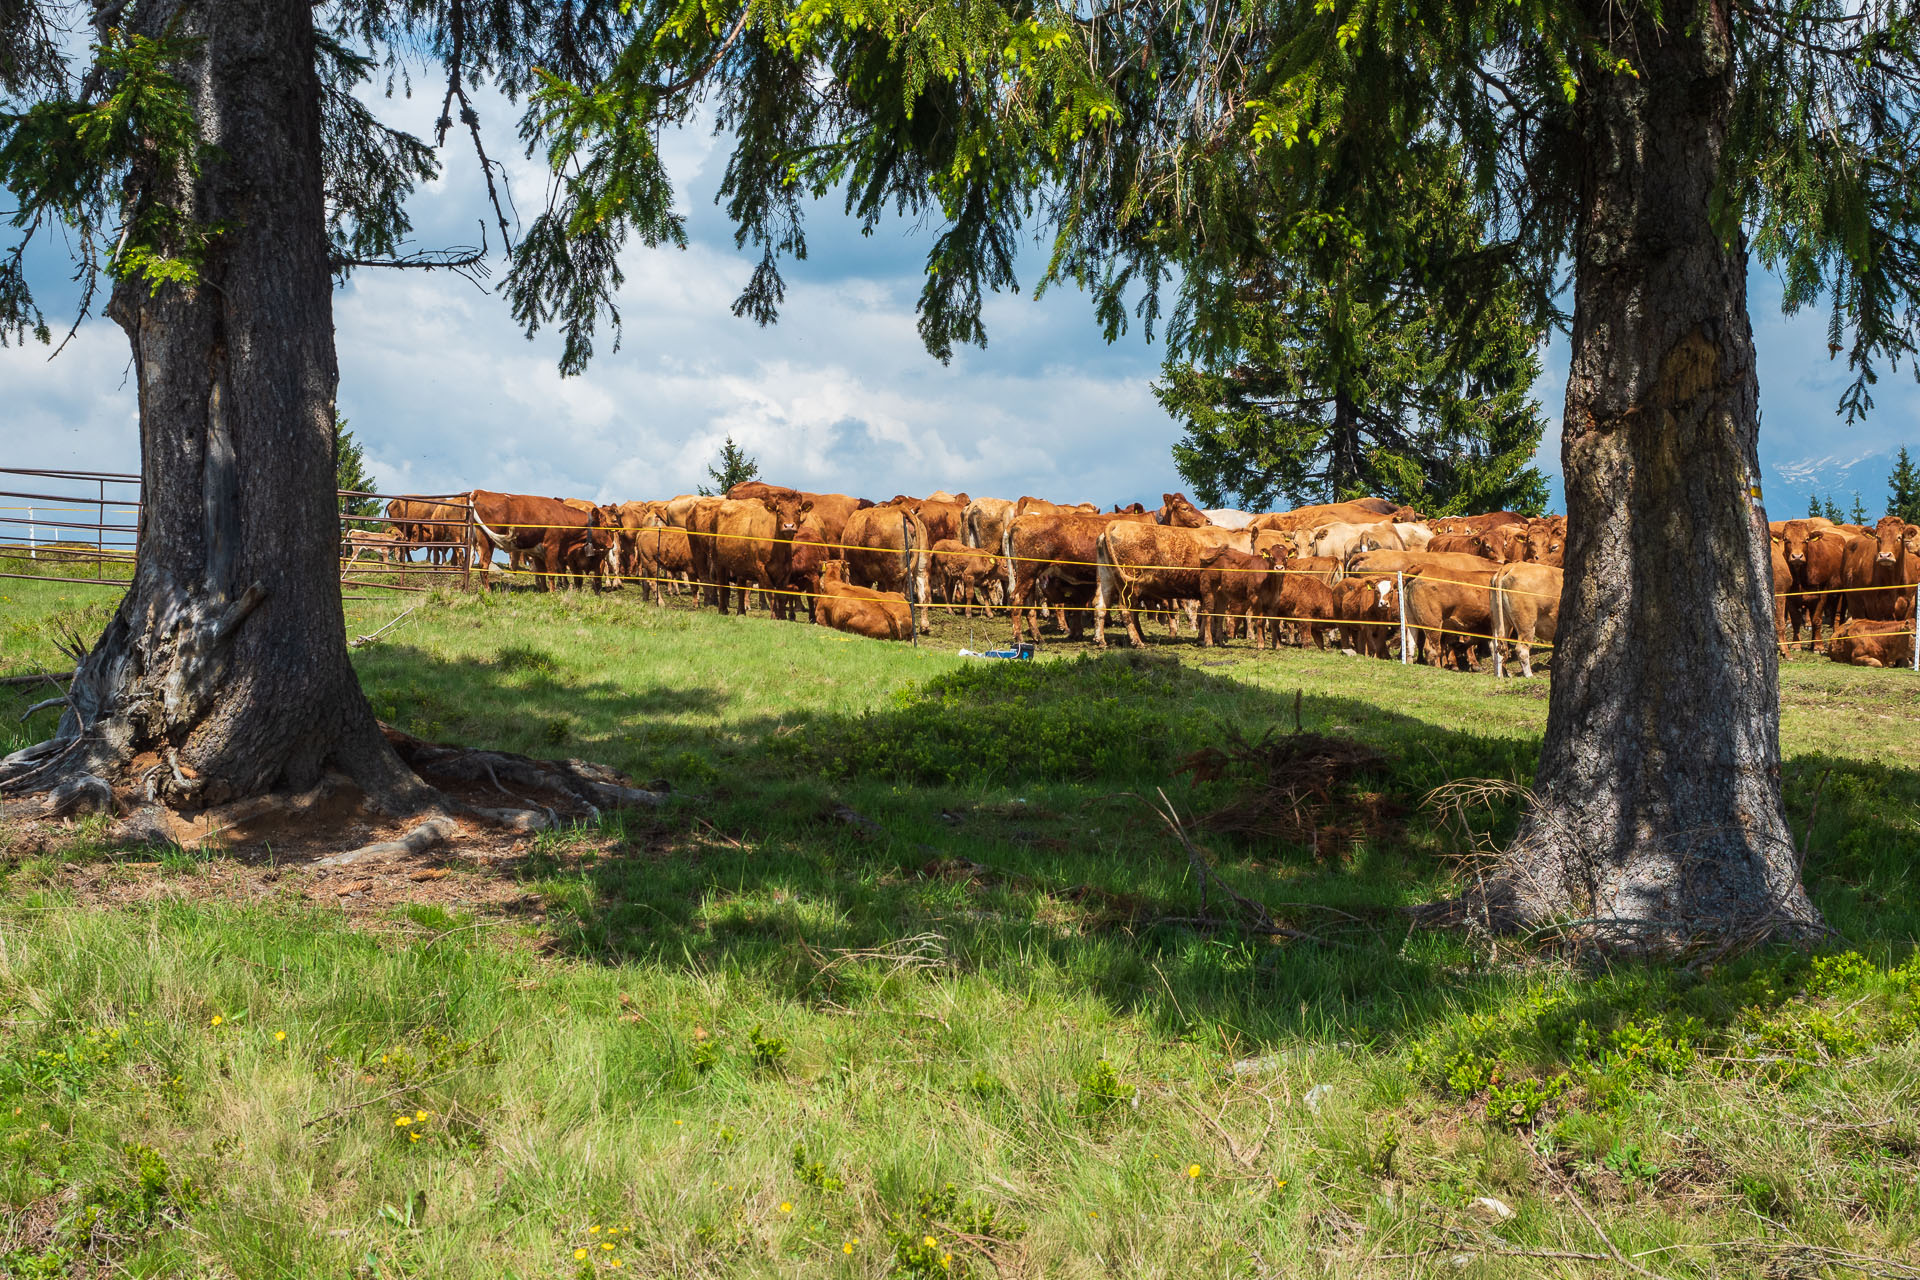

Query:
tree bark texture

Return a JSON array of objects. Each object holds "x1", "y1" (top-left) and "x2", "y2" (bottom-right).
[
  {"x1": 0, "y1": 0, "x2": 420, "y2": 809},
  {"x1": 1498, "y1": 0, "x2": 1822, "y2": 946}
]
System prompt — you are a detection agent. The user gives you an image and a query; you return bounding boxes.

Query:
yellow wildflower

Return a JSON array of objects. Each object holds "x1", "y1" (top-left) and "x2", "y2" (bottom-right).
[
  {"x1": 780, "y1": 1203, "x2": 793, "y2": 1214},
  {"x1": 1187, "y1": 1164, "x2": 1202, "y2": 1179},
  {"x1": 942, "y1": 1254, "x2": 952, "y2": 1269},
  {"x1": 394, "y1": 1116, "x2": 410, "y2": 1127},
  {"x1": 610, "y1": 1262, "x2": 622, "y2": 1270},
  {"x1": 843, "y1": 1242, "x2": 855, "y2": 1254},
  {"x1": 415, "y1": 1109, "x2": 428, "y2": 1122},
  {"x1": 274, "y1": 1030, "x2": 287, "y2": 1042},
  {"x1": 574, "y1": 1248, "x2": 588, "y2": 1260},
  {"x1": 923, "y1": 1236, "x2": 937, "y2": 1248},
  {"x1": 601, "y1": 1242, "x2": 613, "y2": 1251},
  {"x1": 210, "y1": 1015, "x2": 223, "y2": 1026},
  {"x1": 409, "y1": 1131, "x2": 420, "y2": 1143}
]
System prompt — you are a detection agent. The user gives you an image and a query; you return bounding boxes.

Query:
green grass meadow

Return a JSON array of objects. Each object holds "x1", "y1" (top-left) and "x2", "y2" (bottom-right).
[{"x1": 2, "y1": 578, "x2": 1919, "y2": 1278}]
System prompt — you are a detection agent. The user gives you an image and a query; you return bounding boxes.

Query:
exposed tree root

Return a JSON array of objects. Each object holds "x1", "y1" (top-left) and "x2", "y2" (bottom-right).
[
  {"x1": 3, "y1": 718, "x2": 672, "y2": 864},
  {"x1": 381, "y1": 727, "x2": 671, "y2": 817},
  {"x1": 317, "y1": 817, "x2": 458, "y2": 867}
]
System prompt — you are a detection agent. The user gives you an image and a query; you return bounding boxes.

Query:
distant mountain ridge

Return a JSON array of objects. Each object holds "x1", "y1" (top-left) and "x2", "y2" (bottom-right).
[{"x1": 1766, "y1": 446, "x2": 1901, "y2": 512}]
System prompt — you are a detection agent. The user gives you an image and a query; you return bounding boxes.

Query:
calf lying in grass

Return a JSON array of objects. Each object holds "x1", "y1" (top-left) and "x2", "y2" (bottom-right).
[{"x1": 814, "y1": 559, "x2": 913, "y2": 640}]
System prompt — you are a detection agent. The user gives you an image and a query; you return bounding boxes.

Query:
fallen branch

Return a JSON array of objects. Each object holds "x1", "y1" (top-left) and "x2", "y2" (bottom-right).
[
  {"x1": 0, "y1": 670, "x2": 75, "y2": 687},
  {"x1": 350, "y1": 605, "x2": 420, "y2": 648}
]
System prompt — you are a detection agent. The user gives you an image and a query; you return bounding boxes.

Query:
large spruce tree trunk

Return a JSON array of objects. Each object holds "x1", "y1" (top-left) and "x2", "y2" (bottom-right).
[
  {"x1": 0, "y1": 0, "x2": 422, "y2": 811},
  {"x1": 1494, "y1": 0, "x2": 1822, "y2": 947}
]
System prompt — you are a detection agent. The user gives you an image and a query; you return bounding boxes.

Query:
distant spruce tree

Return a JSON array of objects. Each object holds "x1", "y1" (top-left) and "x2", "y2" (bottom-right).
[
  {"x1": 698, "y1": 435, "x2": 761, "y2": 497},
  {"x1": 1850, "y1": 492, "x2": 1868, "y2": 525},
  {"x1": 334, "y1": 415, "x2": 382, "y2": 530},
  {"x1": 1160, "y1": 146, "x2": 1549, "y2": 517},
  {"x1": 1822, "y1": 495, "x2": 1846, "y2": 523},
  {"x1": 1888, "y1": 448, "x2": 1920, "y2": 523},
  {"x1": 1807, "y1": 493, "x2": 1822, "y2": 519}
]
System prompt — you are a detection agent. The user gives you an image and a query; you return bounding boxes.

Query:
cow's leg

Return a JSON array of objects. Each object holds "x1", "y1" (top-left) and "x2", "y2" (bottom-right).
[{"x1": 1123, "y1": 594, "x2": 1148, "y2": 648}]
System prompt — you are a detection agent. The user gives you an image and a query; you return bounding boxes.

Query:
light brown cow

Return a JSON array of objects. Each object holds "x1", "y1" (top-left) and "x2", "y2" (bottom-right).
[
  {"x1": 842, "y1": 504, "x2": 933, "y2": 633},
  {"x1": 686, "y1": 496, "x2": 728, "y2": 606},
  {"x1": 1348, "y1": 549, "x2": 1504, "y2": 582},
  {"x1": 1491, "y1": 562, "x2": 1563, "y2": 678},
  {"x1": 814, "y1": 560, "x2": 913, "y2": 640},
  {"x1": 662, "y1": 493, "x2": 701, "y2": 529},
  {"x1": 621, "y1": 509, "x2": 695, "y2": 604},
  {"x1": 1520, "y1": 518, "x2": 1566, "y2": 567},
  {"x1": 929, "y1": 539, "x2": 997, "y2": 616},
  {"x1": 1826, "y1": 618, "x2": 1915, "y2": 668},
  {"x1": 342, "y1": 529, "x2": 402, "y2": 563}
]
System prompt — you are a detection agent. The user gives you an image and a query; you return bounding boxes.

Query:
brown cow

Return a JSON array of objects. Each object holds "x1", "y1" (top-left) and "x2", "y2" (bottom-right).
[
  {"x1": 707, "y1": 497, "x2": 807, "y2": 618},
  {"x1": 1775, "y1": 519, "x2": 1848, "y2": 646},
  {"x1": 814, "y1": 559, "x2": 913, "y2": 640},
  {"x1": 1402, "y1": 566, "x2": 1501, "y2": 670},
  {"x1": 1247, "y1": 498, "x2": 1399, "y2": 535},
  {"x1": 1332, "y1": 574, "x2": 1402, "y2": 658},
  {"x1": 911, "y1": 495, "x2": 969, "y2": 545},
  {"x1": 1826, "y1": 618, "x2": 1915, "y2": 668},
  {"x1": 1430, "y1": 512, "x2": 1530, "y2": 536},
  {"x1": 1491, "y1": 563, "x2": 1562, "y2": 678},
  {"x1": 841, "y1": 504, "x2": 933, "y2": 633},
  {"x1": 469, "y1": 490, "x2": 608, "y2": 592},
  {"x1": 1092, "y1": 520, "x2": 1249, "y2": 647},
  {"x1": 728, "y1": 482, "x2": 872, "y2": 546},
  {"x1": 930, "y1": 539, "x2": 997, "y2": 615},
  {"x1": 1249, "y1": 549, "x2": 1337, "y2": 649},
  {"x1": 1004, "y1": 509, "x2": 1146, "y2": 644},
  {"x1": 1842, "y1": 516, "x2": 1919, "y2": 622},
  {"x1": 962, "y1": 497, "x2": 1017, "y2": 552},
  {"x1": 386, "y1": 496, "x2": 467, "y2": 566},
  {"x1": 1426, "y1": 531, "x2": 1511, "y2": 563}
]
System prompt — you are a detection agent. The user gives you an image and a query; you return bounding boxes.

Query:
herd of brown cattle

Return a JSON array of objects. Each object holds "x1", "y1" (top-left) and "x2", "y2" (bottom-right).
[{"x1": 347, "y1": 486, "x2": 1920, "y2": 672}]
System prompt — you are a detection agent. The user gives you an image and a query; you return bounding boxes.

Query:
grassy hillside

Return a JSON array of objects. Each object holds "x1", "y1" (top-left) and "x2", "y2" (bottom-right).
[{"x1": 2, "y1": 582, "x2": 1918, "y2": 1278}]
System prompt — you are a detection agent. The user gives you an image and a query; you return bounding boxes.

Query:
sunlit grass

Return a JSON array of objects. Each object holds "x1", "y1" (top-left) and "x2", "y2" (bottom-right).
[{"x1": 1, "y1": 580, "x2": 1917, "y2": 1277}]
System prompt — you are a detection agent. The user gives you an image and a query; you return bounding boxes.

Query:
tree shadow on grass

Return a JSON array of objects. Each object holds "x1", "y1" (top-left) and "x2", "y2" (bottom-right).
[
  {"x1": 351, "y1": 643, "x2": 730, "y2": 756},
  {"x1": 512, "y1": 650, "x2": 1920, "y2": 1060}
]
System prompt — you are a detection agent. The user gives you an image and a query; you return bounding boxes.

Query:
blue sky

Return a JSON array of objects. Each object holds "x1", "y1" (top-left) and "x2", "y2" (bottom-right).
[{"x1": 4, "y1": 84, "x2": 1915, "y2": 515}]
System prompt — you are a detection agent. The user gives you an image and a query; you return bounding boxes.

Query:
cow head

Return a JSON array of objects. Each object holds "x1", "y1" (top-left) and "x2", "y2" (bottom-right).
[
  {"x1": 1873, "y1": 515, "x2": 1910, "y2": 564},
  {"x1": 1156, "y1": 492, "x2": 1208, "y2": 528},
  {"x1": 818, "y1": 558, "x2": 851, "y2": 589},
  {"x1": 1524, "y1": 522, "x2": 1564, "y2": 564},
  {"x1": 1782, "y1": 519, "x2": 1820, "y2": 565}
]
